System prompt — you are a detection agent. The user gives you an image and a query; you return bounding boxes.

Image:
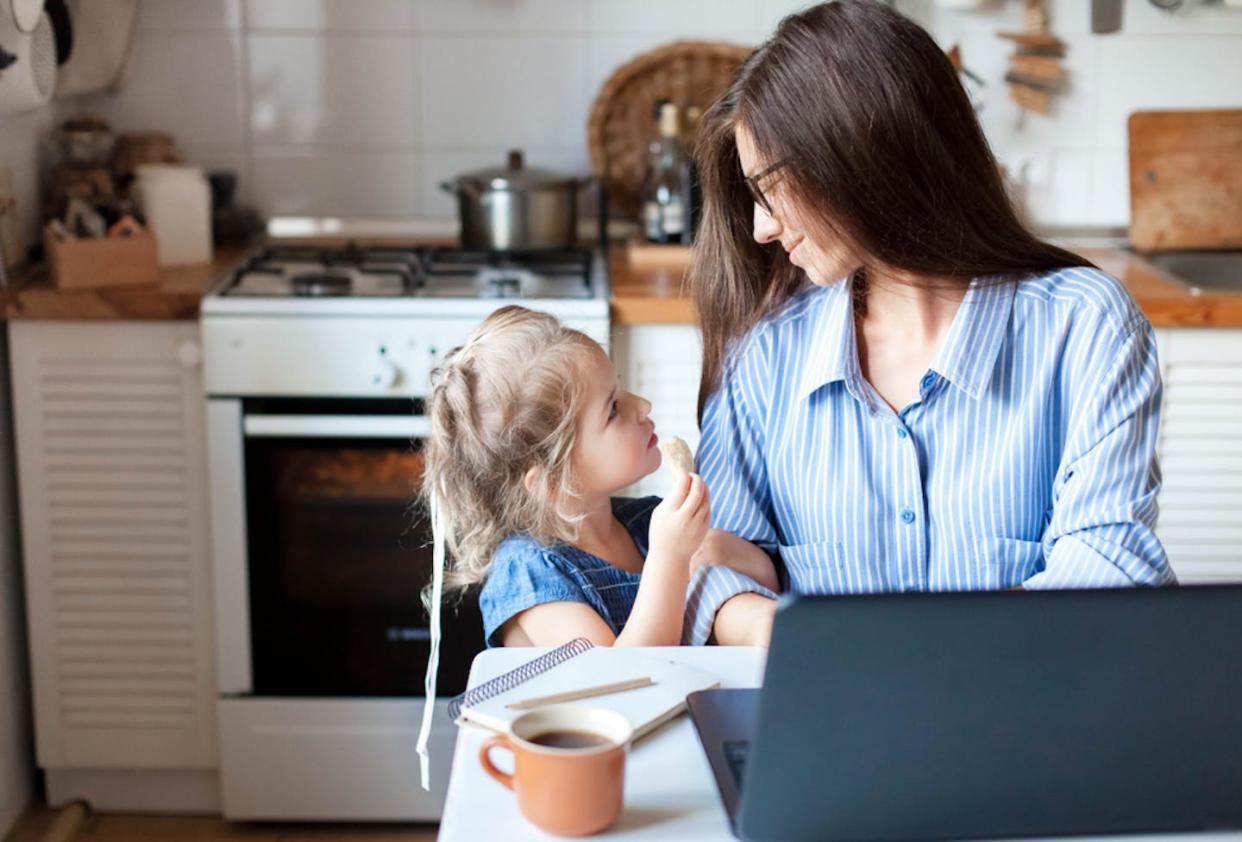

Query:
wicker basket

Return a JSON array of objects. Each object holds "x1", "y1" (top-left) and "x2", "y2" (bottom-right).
[{"x1": 587, "y1": 40, "x2": 754, "y2": 218}]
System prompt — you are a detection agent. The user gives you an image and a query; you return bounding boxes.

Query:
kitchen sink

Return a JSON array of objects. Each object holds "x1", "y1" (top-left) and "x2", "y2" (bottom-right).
[{"x1": 1127, "y1": 248, "x2": 1242, "y2": 294}]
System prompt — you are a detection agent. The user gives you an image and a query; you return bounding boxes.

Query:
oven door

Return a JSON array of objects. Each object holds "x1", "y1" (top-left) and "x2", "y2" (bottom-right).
[{"x1": 207, "y1": 397, "x2": 483, "y2": 699}]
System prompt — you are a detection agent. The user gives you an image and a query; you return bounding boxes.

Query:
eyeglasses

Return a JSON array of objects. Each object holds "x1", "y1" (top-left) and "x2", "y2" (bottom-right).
[{"x1": 743, "y1": 157, "x2": 793, "y2": 215}]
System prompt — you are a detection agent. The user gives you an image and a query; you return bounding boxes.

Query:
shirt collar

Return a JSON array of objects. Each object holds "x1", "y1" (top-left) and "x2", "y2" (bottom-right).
[
  {"x1": 797, "y1": 273, "x2": 863, "y2": 402},
  {"x1": 929, "y1": 276, "x2": 1016, "y2": 400},
  {"x1": 797, "y1": 273, "x2": 1017, "y2": 403}
]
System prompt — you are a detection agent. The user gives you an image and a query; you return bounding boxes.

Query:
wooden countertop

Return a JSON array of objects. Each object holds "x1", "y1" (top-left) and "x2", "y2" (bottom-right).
[
  {"x1": 4, "y1": 240, "x2": 1239, "y2": 326},
  {"x1": 610, "y1": 243, "x2": 1242, "y2": 328},
  {"x1": 2, "y1": 247, "x2": 249, "y2": 321}
]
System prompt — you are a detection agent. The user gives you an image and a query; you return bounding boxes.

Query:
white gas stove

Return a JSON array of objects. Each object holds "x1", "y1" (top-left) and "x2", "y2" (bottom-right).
[{"x1": 200, "y1": 241, "x2": 609, "y2": 821}]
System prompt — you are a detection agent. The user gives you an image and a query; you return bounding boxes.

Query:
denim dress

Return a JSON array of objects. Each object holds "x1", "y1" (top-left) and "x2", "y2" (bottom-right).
[{"x1": 478, "y1": 496, "x2": 660, "y2": 648}]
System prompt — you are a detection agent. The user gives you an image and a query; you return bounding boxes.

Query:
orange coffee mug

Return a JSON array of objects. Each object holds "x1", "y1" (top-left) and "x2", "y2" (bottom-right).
[{"x1": 479, "y1": 704, "x2": 633, "y2": 836}]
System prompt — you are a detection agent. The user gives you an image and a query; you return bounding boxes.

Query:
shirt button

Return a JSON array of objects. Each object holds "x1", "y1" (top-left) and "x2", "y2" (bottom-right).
[
  {"x1": 921, "y1": 373, "x2": 935, "y2": 390},
  {"x1": 897, "y1": 428, "x2": 908, "y2": 439},
  {"x1": 900, "y1": 508, "x2": 915, "y2": 524}
]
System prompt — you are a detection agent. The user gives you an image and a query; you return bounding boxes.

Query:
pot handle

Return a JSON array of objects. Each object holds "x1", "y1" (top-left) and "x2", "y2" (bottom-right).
[{"x1": 440, "y1": 180, "x2": 480, "y2": 198}]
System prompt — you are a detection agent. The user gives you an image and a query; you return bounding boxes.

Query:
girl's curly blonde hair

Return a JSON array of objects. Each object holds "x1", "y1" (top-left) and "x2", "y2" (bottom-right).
[{"x1": 422, "y1": 305, "x2": 603, "y2": 602}]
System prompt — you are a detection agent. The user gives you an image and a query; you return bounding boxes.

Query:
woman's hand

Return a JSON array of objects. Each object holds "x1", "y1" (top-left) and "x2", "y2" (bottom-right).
[
  {"x1": 648, "y1": 473, "x2": 710, "y2": 564},
  {"x1": 691, "y1": 529, "x2": 781, "y2": 592}
]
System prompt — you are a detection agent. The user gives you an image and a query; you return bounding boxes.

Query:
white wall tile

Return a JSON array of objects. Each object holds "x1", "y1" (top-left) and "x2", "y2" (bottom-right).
[
  {"x1": 584, "y1": 31, "x2": 757, "y2": 111},
  {"x1": 1013, "y1": 148, "x2": 1094, "y2": 226},
  {"x1": 418, "y1": 0, "x2": 586, "y2": 33},
  {"x1": 82, "y1": 31, "x2": 247, "y2": 146},
  {"x1": 973, "y1": 34, "x2": 1099, "y2": 152},
  {"x1": 757, "y1": 0, "x2": 814, "y2": 34},
  {"x1": 760, "y1": 0, "x2": 936, "y2": 34},
  {"x1": 1095, "y1": 36, "x2": 1242, "y2": 149},
  {"x1": 1114, "y1": 0, "x2": 1242, "y2": 35},
  {"x1": 1088, "y1": 148, "x2": 1131, "y2": 227},
  {"x1": 419, "y1": 36, "x2": 587, "y2": 150},
  {"x1": 248, "y1": 35, "x2": 417, "y2": 146},
  {"x1": 180, "y1": 144, "x2": 253, "y2": 204},
  {"x1": 588, "y1": 0, "x2": 759, "y2": 35},
  {"x1": 245, "y1": 0, "x2": 417, "y2": 32},
  {"x1": 9, "y1": 162, "x2": 43, "y2": 252},
  {"x1": 138, "y1": 0, "x2": 241, "y2": 30},
  {"x1": 251, "y1": 148, "x2": 420, "y2": 217},
  {"x1": 74, "y1": 0, "x2": 1242, "y2": 227},
  {"x1": 0, "y1": 104, "x2": 59, "y2": 164}
]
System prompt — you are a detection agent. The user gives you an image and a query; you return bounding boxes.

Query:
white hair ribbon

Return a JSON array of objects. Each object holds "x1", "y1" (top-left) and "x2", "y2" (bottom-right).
[{"x1": 415, "y1": 489, "x2": 446, "y2": 790}]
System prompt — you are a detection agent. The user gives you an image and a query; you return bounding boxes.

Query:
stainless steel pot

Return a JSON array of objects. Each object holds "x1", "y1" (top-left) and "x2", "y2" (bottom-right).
[{"x1": 440, "y1": 150, "x2": 580, "y2": 251}]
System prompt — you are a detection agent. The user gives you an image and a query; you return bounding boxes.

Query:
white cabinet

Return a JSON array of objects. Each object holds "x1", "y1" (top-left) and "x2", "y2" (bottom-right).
[
  {"x1": 611, "y1": 324, "x2": 703, "y2": 498},
  {"x1": 1153, "y1": 328, "x2": 1242, "y2": 584},
  {"x1": 8, "y1": 321, "x2": 216, "y2": 778}
]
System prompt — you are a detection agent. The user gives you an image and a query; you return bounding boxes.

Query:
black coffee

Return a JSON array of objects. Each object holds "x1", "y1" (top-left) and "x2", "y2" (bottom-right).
[{"x1": 530, "y1": 729, "x2": 613, "y2": 749}]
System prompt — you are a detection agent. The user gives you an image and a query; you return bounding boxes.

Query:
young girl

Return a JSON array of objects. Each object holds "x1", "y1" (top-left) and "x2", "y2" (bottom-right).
[{"x1": 423, "y1": 305, "x2": 773, "y2": 648}]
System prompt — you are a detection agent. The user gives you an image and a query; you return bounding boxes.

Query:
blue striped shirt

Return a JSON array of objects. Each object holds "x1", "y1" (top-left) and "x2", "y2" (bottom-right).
[{"x1": 683, "y1": 267, "x2": 1176, "y2": 646}]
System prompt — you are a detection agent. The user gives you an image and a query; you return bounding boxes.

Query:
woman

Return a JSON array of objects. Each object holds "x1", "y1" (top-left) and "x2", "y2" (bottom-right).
[{"x1": 683, "y1": 1, "x2": 1175, "y2": 647}]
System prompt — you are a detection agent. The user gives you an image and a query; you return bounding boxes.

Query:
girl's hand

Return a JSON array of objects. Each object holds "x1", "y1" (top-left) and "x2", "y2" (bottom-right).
[
  {"x1": 690, "y1": 529, "x2": 781, "y2": 592},
  {"x1": 648, "y1": 473, "x2": 710, "y2": 563}
]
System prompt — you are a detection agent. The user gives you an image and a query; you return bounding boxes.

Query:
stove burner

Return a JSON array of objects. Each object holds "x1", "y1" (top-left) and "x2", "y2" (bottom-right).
[
  {"x1": 292, "y1": 272, "x2": 353, "y2": 296},
  {"x1": 219, "y1": 243, "x2": 596, "y2": 300},
  {"x1": 477, "y1": 266, "x2": 535, "y2": 298}
]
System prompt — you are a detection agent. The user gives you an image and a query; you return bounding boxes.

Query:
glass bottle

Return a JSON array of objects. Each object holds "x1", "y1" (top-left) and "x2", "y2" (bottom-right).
[{"x1": 641, "y1": 101, "x2": 688, "y2": 244}]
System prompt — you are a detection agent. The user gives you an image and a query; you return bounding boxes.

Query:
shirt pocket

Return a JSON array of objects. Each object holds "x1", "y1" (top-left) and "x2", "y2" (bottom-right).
[
  {"x1": 778, "y1": 540, "x2": 889, "y2": 594},
  {"x1": 975, "y1": 537, "x2": 1044, "y2": 589}
]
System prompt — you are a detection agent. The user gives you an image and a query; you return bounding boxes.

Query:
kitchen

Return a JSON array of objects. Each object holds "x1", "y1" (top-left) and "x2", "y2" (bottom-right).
[{"x1": 2, "y1": 1, "x2": 1242, "y2": 840}]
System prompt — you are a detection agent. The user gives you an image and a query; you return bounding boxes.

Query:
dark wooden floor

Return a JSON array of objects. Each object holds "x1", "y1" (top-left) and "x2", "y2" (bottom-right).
[{"x1": 4, "y1": 805, "x2": 438, "y2": 842}]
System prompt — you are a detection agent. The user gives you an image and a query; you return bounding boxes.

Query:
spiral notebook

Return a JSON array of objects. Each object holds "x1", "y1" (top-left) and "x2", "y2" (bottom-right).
[{"x1": 449, "y1": 638, "x2": 721, "y2": 741}]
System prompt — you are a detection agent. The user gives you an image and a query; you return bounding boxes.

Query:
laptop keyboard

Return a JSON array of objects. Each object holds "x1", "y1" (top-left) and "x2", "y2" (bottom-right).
[{"x1": 723, "y1": 739, "x2": 751, "y2": 788}]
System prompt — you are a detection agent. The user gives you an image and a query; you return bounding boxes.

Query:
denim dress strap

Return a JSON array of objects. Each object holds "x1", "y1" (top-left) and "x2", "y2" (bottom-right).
[{"x1": 477, "y1": 496, "x2": 661, "y2": 647}]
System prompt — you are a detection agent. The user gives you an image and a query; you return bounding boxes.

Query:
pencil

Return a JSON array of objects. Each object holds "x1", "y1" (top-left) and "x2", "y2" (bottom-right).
[{"x1": 505, "y1": 676, "x2": 655, "y2": 710}]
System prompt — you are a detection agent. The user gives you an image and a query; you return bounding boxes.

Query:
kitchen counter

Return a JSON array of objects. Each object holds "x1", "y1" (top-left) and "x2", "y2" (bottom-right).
[
  {"x1": 2, "y1": 247, "x2": 250, "y2": 320},
  {"x1": 4, "y1": 240, "x2": 1239, "y2": 326},
  {"x1": 609, "y1": 244, "x2": 1242, "y2": 328}
]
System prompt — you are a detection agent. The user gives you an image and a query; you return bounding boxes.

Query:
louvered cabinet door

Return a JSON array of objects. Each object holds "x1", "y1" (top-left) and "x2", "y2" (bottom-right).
[
  {"x1": 9, "y1": 321, "x2": 215, "y2": 769},
  {"x1": 612, "y1": 324, "x2": 704, "y2": 498},
  {"x1": 1154, "y1": 327, "x2": 1242, "y2": 584}
]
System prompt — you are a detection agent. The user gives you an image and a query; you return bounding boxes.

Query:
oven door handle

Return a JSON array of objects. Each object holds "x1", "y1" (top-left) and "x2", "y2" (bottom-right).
[{"x1": 243, "y1": 414, "x2": 432, "y2": 439}]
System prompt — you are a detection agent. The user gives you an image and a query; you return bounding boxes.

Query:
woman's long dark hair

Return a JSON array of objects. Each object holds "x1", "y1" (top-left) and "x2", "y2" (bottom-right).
[{"x1": 691, "y1": 0, "x2": 1090, "y2": 417}]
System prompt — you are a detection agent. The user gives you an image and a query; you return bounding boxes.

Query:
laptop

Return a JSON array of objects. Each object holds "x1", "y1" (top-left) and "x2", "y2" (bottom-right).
[{"x1": 688, "y1": 586, "x2": 1242, "y2": 842}]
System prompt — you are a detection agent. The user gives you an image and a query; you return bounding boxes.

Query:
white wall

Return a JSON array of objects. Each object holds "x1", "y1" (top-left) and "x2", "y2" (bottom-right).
[
  {"x1": 65, "y1": 0, "x2": 1241, "y2": 231},
  {"x1": 913, "y1": 0, "x2": 1242, "y2": 226},
  {"x1": 0, "y1": 106, "x2": 61, "y2": 256}
]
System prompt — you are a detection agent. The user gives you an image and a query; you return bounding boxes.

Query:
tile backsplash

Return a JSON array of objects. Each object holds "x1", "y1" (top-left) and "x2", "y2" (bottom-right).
[{"x1": 3, "y1": 0, "x2": 1242, "y2": 255}]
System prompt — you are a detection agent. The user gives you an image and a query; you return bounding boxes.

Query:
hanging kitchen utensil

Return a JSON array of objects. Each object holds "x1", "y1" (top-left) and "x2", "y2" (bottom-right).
[
  {"x1": 0, "y1": 0, "x2": 57, "y2": 113},
  {"x1": 54, "y1": 0, "x2": 138, "y2": 97},
  {"x1": 1091, "y1": 0, "x2": 1124, "y2": 33},
  {"x1": 43, "y1": 0, "x2": 70, "y2": 64},
  {"x1": 998, "y1": 0, "x2": 1066, "y2": 116}
]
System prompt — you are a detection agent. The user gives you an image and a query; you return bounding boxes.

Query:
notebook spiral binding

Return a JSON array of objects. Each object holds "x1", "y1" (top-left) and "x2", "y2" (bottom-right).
[{"x1": 447, "y1": 637, "x2": 595, "y2": 720}]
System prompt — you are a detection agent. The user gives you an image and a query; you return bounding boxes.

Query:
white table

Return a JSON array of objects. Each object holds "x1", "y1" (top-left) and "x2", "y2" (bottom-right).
[
  {"x1": 438, "y1": 646, "x2": 766, "y2": 841},
  {"x1": 439, "y1": 646, "x2": 1242, "y2": 842}
]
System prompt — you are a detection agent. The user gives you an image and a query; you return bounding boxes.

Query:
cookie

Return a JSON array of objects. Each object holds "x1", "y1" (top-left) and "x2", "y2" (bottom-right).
[{"x1": 659, "y1": 435, "x2": 695, "y2": 475}]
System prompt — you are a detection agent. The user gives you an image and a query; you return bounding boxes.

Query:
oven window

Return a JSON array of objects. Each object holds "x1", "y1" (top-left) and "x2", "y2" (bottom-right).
[{"x1": 245, "y1": 434, "x2": 483, "y2": 697}]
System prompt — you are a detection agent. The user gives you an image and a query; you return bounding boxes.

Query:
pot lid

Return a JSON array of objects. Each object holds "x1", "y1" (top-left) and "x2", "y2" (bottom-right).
[{"x1": 454, "y1": 150, "x2": 577, "y2": 191}]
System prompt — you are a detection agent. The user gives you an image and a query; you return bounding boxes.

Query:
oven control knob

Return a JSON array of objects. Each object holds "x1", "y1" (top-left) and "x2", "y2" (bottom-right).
[{"x1": 371, "y1": 356, "x2": 401, "y2": 388}]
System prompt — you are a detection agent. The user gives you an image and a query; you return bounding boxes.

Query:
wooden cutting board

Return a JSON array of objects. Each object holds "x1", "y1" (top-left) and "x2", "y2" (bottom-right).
[{"x1": 1129, "y1": 109, "x2": 1242, "y2": 252}]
